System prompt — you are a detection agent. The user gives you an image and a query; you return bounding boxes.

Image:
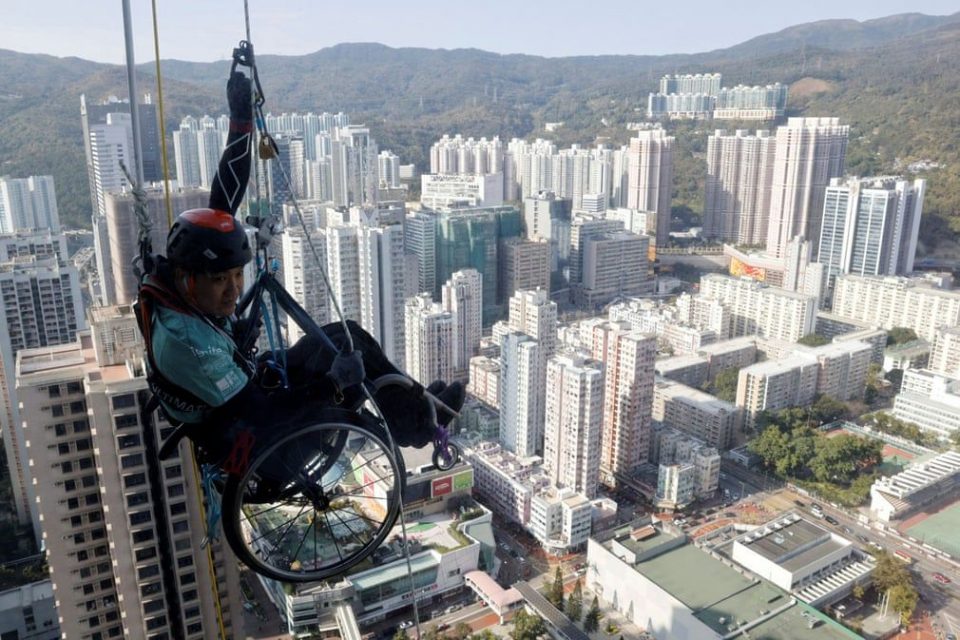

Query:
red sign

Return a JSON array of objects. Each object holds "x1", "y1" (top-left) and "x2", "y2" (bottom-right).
[{"x1": 432, "y1": 476, "x2": 453, "y2": 498}]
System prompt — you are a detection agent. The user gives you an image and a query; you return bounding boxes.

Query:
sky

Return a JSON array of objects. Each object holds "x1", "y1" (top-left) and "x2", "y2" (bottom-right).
[{"x1": 3, "y1": 0, "x2": 959, "y2": 64}]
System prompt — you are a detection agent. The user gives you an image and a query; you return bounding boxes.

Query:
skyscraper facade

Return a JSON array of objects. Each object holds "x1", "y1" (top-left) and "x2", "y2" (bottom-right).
[
  {"x1": 543, "y1": 352, "x2": 604, "y2": 498},
  {"x1": 590, "y1": 324, "x2": 656, "y2": 487},
  {"x1": 499, "y1": 331, "x2": 543, "y2": 457},
  {"x1": 403, "y1": 211, "x2": 437, "y2": 296},
  {"x1": 818, "y1": 176, "x2": 925, "y2": 302},
  {"x1": 0, "y1": 175, "x2": 61, "y2": 233},
  {"x1": 359, "y1": 223, "x2": 407, "y2": 364},
  {"x1": 626, "y1": 128, "x2": 674, "y2": 243},
  {"x1": 703, "y1": 129, "x2": 775, "y2": 245},
  {"x1": 19, "y1": 306, "x2": 241, "y2": 639},
  {"x1": 765, "y1": 117, "x2": 848, "y2": 258},
  {"x1": 1, "y1": 231, "x2": 84, "y2": 530},
  {"x1": 441, "y1": 269, "x2": 483, "y2": 379},
  {"x1": 281, "y1": 227, "x2": 330, "y2": 343},
  {"x1": 404, "y1": 293, "x2": 455, "y2": 385}
]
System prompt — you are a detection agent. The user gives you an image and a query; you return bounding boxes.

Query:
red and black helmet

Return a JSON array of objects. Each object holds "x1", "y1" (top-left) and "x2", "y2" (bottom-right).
[{"x1": 165, "y1": 208, "x2": 253, "y2": 273}]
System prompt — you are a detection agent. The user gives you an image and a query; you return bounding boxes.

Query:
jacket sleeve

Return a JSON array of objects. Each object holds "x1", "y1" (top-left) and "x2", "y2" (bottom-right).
[{"x1": 208, "y1": 120, "x2": 253, "y2": 215}]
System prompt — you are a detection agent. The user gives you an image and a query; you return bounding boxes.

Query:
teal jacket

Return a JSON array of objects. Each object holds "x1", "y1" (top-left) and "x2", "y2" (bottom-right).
[{"x1": 151, "y1": 305, "x2": 249, "y2": 424}]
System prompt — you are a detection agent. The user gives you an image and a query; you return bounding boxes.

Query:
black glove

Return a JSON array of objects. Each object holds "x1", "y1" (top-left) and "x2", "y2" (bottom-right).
[{"x1": 227, "y1": 71, "x2": 252, "y2": 122}]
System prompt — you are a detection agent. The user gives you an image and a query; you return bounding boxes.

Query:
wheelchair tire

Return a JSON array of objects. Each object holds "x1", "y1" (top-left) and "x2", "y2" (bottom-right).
[
  {"x1": 221, "y1": 409, "x2": 402, "y2": 583},
  {"x1": 431, "y1": 441, "x2": 460, "y2": 472}
]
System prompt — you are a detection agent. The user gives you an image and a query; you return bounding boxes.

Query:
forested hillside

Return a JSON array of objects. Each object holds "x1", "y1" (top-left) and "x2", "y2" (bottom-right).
[{"x1": 0, "y1": 12, "x2": 958, "y2": 255}]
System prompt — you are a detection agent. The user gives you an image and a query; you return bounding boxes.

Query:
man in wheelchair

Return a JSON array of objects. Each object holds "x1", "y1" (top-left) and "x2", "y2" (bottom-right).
[{"x1": 136, "y1": 69, "x2": 464, "y2": 470}]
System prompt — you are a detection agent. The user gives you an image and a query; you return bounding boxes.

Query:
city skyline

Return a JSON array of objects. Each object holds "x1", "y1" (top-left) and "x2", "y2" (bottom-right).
[{"x1": 1, "y1": 2, "x2": 958, "y2": 64}]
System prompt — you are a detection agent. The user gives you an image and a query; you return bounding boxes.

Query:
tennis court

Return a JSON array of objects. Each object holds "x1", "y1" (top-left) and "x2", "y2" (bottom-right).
[
  {"x1": 904, "y1": 501, "x2": 960, "y2": 557},
  {"x1": 878, "y1": 442, "x2": 916, "y2": 475}
]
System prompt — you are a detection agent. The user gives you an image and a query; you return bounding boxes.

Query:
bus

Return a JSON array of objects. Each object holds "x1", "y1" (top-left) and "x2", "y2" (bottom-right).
[{"x1": 894, "y1": 550, "x2": 913, "y2": 564}]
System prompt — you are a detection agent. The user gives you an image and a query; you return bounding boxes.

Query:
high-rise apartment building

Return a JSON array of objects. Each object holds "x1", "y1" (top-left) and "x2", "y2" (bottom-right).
[
  {"x1": 714, "y1": 84, "x2": 788, "y2": 120},
  {"x1": 699, "y1": 274, "x2": 817, "y2": 342},
  {"x1": 172, "y1": 118, "x2": 202, "y2": 188},
  {"x1": 507, "y1": 138, "x2": 558, "y2": 200},
  {"x1": 577, "y1": 231, "x2": 651, "y2": 308},
  {"x1": 282, "y1": 227, "x2": 330, "y2": 343},
  {"x1": 404, "y1": 293, "x2": 455, "y2": 385},
  {"x1": 930, "y1": 326, "x2": 960, "y2": 378},
  {"x1": 507, "y1": 289, "x2": 557, "y2": 360},
  {"x1": 818, "y1": 176, "x2": 925, "y2": 302},
  {"x1": 543, "y1": 352, "x2": 604, "y2": 498},
  {"x1": 0, "y1": 175, "x2": 61, "y2": 233},
  {"x1": 626, "y1": 128, "x2": 674, "y2": 243},
  {"x1": 703, "y1": 130, "x2": 775, "y2": 245},
  {"x1": 325, "y1": 224, "x2": 362, "y2": 322},
  {"x1": 499, "y1": 331, "x2": 543, "y2": 457},
  {"x1": 568, "y1": 214, "x2": 624, "y2": 291},
  {"x1": 652, "y1": 377, "x2": 742, "y2": 450},
  {"x1": 0, "y1": 231, "x2": 84, "y2": 529},
  {"x1": 359, "y1": 223, "x2": 406, "y2": 363},
  {"x1": 765, "y1": 117, "x2": 848, "y2": 258},
  {"x1": 660, "y1": 73, "x2": 722, "y2": 95},
  {"x1": 403, "y1": 211, "x2": 437, "y2": 296},
  {"x1": 587, "y1": 323, "x2": 657, "y2": 487},
  {"x1": 441, "y1": 269, "x2": 483, "y2": 379},
  {"x1": 420, "y1": 174, "x2": 504, "y2": 209},
  {"x1": 430, "y1": 135, "x2": 504, "y2": 177},
  {"x1": 19, "y1": 306, "x2": 240, "y2": 640},
  {"x1": 500, "y1": 237, "x2": 550, "y2": 299},
  {"x1": 378, "y1": 151, "x2": 401, "y2": 188},
  {"x1": 831, "y1": 274, "x2": 960, "y2": 342},
  {"x1": 736, "y1": 356, "x2": 820, "y2": 426}
]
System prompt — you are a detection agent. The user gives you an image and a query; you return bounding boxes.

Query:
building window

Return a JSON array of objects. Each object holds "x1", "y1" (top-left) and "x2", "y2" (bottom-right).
[
  {"x1": 136, "y1": 547, "x2": 158, "y2": 562},
  {"x1": 61, "y1": 461, "x2": 73, "y2": 474},
  {"x1": 177, "y1": 555, "x2": 194, "y2": 569},
  {"x1": 164, "y1": 465, "x2": 182, "y2": 479},
  {"x1": 180, "y1": 572, "x2": 196, "y2": 585},
  {"x1": 54, "y1": 423, "x2": 67, "y2": 436},
  {"x1": 126, "y1": 492, "x2": 148, "y2": 507},
  {"x1": 76, "y1": 438, "x2": 92, "y2": 451},
  {"x1": 124, "y1": 473, "x2": 146, "y2": 488},
  {"x1": 172, "y1": 520, "x2": 189, "y2": 534},
  {"x1": 73, "y1": 419, "x2": 90, "y2": 433},
  {"x1": 130, "y1": 511, "x2": 152, "y2": 526},
  {"x1": 138, "y1": 565, "x2": 160, "y2": 580},
  {"x1": 112, "y1": 394, "x2": 136, "y2": 410},
  {"x1": 144, "y1": 599, "x2": 164, "y2": 614},
  {"x1": 115, "y1": 414, "x2": 139, "y2": 430},
  {"x1": 169, "y1": 502, "x2": 187, "y2": 516},
  {"x1": 132, "y1": 529, "x2": 154, "y2": 544},
  {"x1": 145, "y1": 616, "x2": 167, "y2": 631},
  {"x1": 121, "y1": 454, "x2": 144, "y2": 469},
  {"x1": 48, "y1": 385, "x2": 61, "y2": 398},
  {"x1": 70, "y1": 401, "x2": 86, "y2": 414},
  {"x1": 118, "y1": 434, "x2": 141, "y2": 450},
  {"x1": 141, "y1": 583, "x2": 162, "y2": 597},
  {"x1": 167, "y1": 483, "x2": 184, "y2": 498}
]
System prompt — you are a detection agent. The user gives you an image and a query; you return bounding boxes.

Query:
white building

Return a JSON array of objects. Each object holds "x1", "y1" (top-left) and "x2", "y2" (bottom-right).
[
  {"x1": 529, "y1": 488, "x2": 594, "y2": 554},
  {"x1": 543, "y1": 351, "x2": 604, "y2": 498},
  {"x1": 930, "y1": 325, "x2": 960, "y2": 377},
  {"x1": 588, "y1": 324, "x2": 657, "y2": 487},
  {"x1": 626, "y1": 127, "x2": 674, "y2": 243},
  {"x1": 831, "y1": 274, "x2": 960, "y2": 341},
  {"x1": 577, "y1": 231, "x2": 652, "y2": 308},
  {"x1": 404, "y1": 211, "x2": 437, "y2": 295},
  {"x1": 730, "y1": 513, "x2": 874, "y2": 607},
  {"x1": 0, "y1": 581, "x2": 58, "y2": 639},
  {"x1": 325, "y1": 224, "x2": 362, "y2": 321},
  {"x1": 499, "y1": 331, "x2": 543, "y2": 457},
  {"x1": 869, "y1": 451, "x2": 960, "y2": 522},
  {"x1": 818, "y1": 176, "x2": 925, "y2": 302},
  {"x1": 404, "y1": 293, "x2": 455, "y2": 385},
  {"x1": 656, "y1": 463, "x2": 697, "y2": 509},
  {"x1": 18, "y1": 306, "x2": 241, "y2": 639},
  {"x1": 652, "y1": 377, "x2": 743, "y2": 449},
  {"x1": 765, "y1": 117, "x2": 848, "y2": 258},
  {"x1": 442, "y1": 269, "x2": 483, "y2": 379},
  {"x1": 466, "y1": 355, "x2": 500, "y2": 408},
  {"x1": 0, "y1": 175, "x2": 61, "y2": 233},
  {"x1": 282, "y1": 227, "x2": 330, "y2": 343},
  {"x1": 421, "y1": 173, "x2": 504, "y2": 209},
  {"x1": 0, "y1": 231, "x2": 84, "y2": 530},
  {"x1": 500, "y1": 237, "x2": 550, "y2": 299},
  {"x1": 892, "y1": 369, "x2": 960, "y2": 441},
  {"x1": 359, "y1": 223, "x2": 406, "y2": 363},
  {"x1": 703, "y1": 129, "x2": 775, "y2": 245},
  {"x1": 699, "y1": 274, "x2": 817, "y2": 342},
  {"x1": 736, "y1": 356, "x2": 819, "y2": 426}
]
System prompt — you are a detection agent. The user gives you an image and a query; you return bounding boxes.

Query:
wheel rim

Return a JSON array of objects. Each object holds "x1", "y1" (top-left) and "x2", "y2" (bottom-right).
[{"x1": 223, "y1": 420, "x2": 400, "y2": 583}]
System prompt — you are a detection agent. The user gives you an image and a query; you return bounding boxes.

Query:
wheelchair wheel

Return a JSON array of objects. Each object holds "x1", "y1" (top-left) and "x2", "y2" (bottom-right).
[
  {"x1": 221, "y1": 411, "x2": 402, "y2": 583},
  {"x1": 432, "y1": 441, "x2": 460, "y2": 472}
]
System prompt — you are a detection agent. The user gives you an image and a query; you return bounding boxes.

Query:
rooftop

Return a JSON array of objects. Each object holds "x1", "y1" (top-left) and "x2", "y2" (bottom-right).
[{"x1": 737, "y1": 516, "x2": 846, "y2": 572}]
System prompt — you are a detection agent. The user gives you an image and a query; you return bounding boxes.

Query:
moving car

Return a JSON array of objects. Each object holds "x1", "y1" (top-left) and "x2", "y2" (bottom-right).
[
  {"x1": 932, "y1": 572, "x2": 951, "y2": 585},
  {"x1": 894, "y1": 550, "x2": 913, "y2": 564},
  {"x1": 825, "y1": 515, "x2": 839, "y2": 526}
]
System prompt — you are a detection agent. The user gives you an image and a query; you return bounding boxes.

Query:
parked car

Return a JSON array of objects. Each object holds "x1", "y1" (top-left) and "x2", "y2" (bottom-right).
[
  {"x1": 793, "y1": 500, "x2": 806, "y2": 508},
  {"x1": 932, "y1": 572, "x2": 951, "y2": 585},
  {"x1": 398, "y1": 621, "x2": 414, "y2": 630},
  {"x1": 825, "y1": 515, "x2": 839, "y2": 526}
]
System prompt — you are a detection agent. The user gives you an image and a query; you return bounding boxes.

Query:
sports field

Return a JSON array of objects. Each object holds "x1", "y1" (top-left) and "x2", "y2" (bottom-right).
[
  {"x1": 904, "y1": 501, "x2": 960, "y2": 558},
  {"x1": 878, "y1": 442, "x2": 916, "y2": 475}
]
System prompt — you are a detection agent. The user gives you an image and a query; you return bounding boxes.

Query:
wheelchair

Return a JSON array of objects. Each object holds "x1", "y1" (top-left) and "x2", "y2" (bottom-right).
[{"x1": 150, "y1": 264, "x2": 461, "y2": 583}]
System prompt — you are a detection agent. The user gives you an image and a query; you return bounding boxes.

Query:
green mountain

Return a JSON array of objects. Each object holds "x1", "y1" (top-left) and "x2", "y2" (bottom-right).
[{"x1": 1, "y1": 11, "x2": 958, "y2": 256}]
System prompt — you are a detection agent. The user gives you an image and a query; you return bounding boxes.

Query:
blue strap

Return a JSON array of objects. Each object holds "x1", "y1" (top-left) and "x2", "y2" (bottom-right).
[
  {"x1": 201, "y1": 464, "x2": 224, "y2": 542},
  {"x1": 259, "y1": 296, "x2": 290, "y2": 389}
]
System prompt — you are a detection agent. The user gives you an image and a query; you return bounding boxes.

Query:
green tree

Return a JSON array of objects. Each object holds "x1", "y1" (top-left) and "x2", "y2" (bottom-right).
[
  {"x1": 393, "y1": 630, "x2": 410, "y2": 640},
  {"x1": 469, "y1": 631, "x2": 498, "y2": 640},
  {"x1": 852, "y1": 583, "x2": 865, "y2": 600},
  {"x1": 811, "y1": 395, "x2": 848, "y2": 424},
  {"x1": 566, "y1": 579, "x2": 584, "y2": 622},
  {"x1": 583, "y1": 596, "x2": 601, "y2": 632},
  {"x1": 885, "y1": 368, "x2": 905, "y2": 393},
  {"x1": 511, "y1": 609, "x2": 546, "y2": 640},
  {"x1": 886, "y1": 327, "x2": 919, "y2": 346},
  {"x1": 547, "y1": 566, "x2": 565, "y2": 609},
  {"x1": 798, "y1": 333, "x2": 830, "y2": 347},
  {"x1": 451, "y1": 622, "x2": 474, "y2": 640},
  {"x1": 710, "y1": 367, "x2": 741, "y2": 403},
  {"x1": 889, "y1": 583, "x2": 919, "y2": 624}
]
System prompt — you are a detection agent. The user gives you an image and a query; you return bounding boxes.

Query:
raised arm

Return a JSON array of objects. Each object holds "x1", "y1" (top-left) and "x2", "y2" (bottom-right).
[{"x1": 209, "y1": 72, "x2": 253, "y2": 215}]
